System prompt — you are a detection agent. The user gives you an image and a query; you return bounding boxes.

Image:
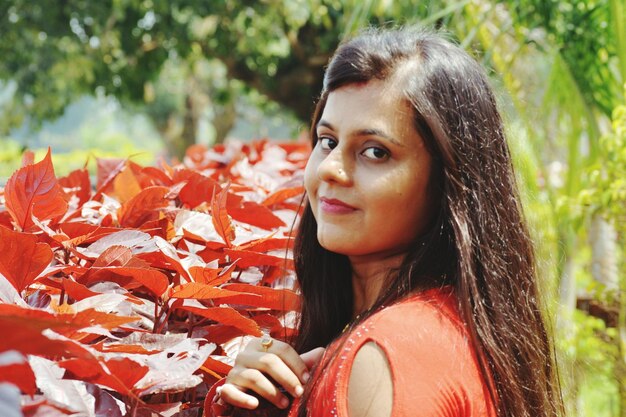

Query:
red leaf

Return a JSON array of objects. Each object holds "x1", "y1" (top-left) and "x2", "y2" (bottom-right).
[
  {"x1": 198, "y1": 325, "x2": 249, "y2": 345},
  {"x1": 59, "y1": 223, "x2": 122, "y2": 245},
  {"x1": 92, "y1": 342, "x2": 158, "y2": 355},
  {"x1": 223, "y1": 248, "x2": 291, "y2": 269},
  {"x1": 0, "y1": 227, "x2": 53, "y2": 293},
  {"x1": 78, "y1": 246, "x2": 169, "y2": 297},
  {"x1": 79, "y1": 270, "x2": 169, "y2": 299},
  {"x1": 228, "y1": 201, "x2": 286, "y2": 230},
  {"x1": 112, "y1": 164, "x2": 142, "y2": 203},
  {"x1": 177, "y1": 305, "x2": 261, "y2": 336},
  {"x1": 0, "y1": 212, "x2": 13, "y2": 230},
  {"x1": 196, "y1": 247, "x2": 227, "y2": 264},
  {"x1": 58, "y1": 168, "x2": 92, "y2": 206},
  {"x1": 261, "y1": 265, "x2": 290, "y2": 285},
  {"x1": 203, "y1": 356, "x2": 233, "y2": 376},
  {"x1": 223, "y1": 283, "x2": 300, "y2": 311},
  {"x1": 185, "y1": 144, "x2": 210, "y2": 165},
  {"x1": 189, "y1": 261, "x2": 238, "y2": 286},
  {"x1": 0, "y1": 355, "x2": 37, "y2": 395},
  {"x1": 178, "y1": 172, "x2": 221, "y2": 208},
  {"x1": 62, "y1": 278, "x2": 99, "y2": 301},
  {"x1": 235, "y1": 237, "x2": 291, "y2": 252},
  {"x1": 211, "y1": 183, "x2": 235, "y2": 247},
  {"x1": 170, "y1": 282, "x2": 257, "y2": 300},
  {"x1": 94, "y1": 157, "x2": 127, "y2": 200},
  {"x1": 173, "y1": 283, "x2": 298, "y2": 311},
  {"x1": 4, "y1": 148, "x2": 68, "y2": 231},
  {"x1": 188, "y1": 266, "x2": 219, "y2": 284},
  {"x1": 66, "y1": 308, "x2": 140, "y2": 331},
  {"x1": 137, "y1": 249, "x2": 191, "y2": 284},
  {"x1": 109, "y1": 267, "x2": 170, "y2": 297},
  {"x1": 95, "y1": 157, "x2": 125, "y2": 191},
  {"x1": 251, "y1": 314, "x2": 288, "y2": 337},
  {"x1": 0, "y1": 305, "x2": 93, "y2": 359},
  {"x1": 262, "y1": 186, "x2": 305, "y2": 207},
  {"x1": 118, "y1": 186, "x2": 169, "y2": 228},
  {"x1": 59, "y1": 356, "x2": 148, "y2": 396},
  {"x1": 102, "y1": 357, "x2": 149, "y2": 392},
  {"x1": 92, "y1": 245, "x2": 134, "y2": 267},
  {"x1": 0, "y1": 303, "x2": 138, "y2": 339},
  {"x1": 140, "y1": 166, "x2": 173, "y2": 186}
]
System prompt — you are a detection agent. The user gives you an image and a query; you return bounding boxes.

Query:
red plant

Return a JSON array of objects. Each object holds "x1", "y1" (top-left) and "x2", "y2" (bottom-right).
[{"x1": 0, "y1": 140, "x2": 310, "y2": 416}]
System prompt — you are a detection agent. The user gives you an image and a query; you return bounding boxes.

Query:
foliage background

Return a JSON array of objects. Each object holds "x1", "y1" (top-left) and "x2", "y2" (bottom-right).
[{"x1": 0, "y1": 1, "x2": 625, "y2": 416}]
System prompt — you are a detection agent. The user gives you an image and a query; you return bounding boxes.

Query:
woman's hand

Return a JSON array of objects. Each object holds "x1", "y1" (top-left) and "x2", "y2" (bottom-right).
[{"x1": 219, "y1": 337, "x2": 325, "y2": 410}]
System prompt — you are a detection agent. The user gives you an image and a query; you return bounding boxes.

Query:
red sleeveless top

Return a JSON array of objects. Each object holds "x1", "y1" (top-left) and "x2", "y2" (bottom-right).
[
  {"x1": 208, "y1": 287, "x2": 497, "y2": 417},
  {"x1": 287, "y1": 286, "x2": 496, "y2": 417}
]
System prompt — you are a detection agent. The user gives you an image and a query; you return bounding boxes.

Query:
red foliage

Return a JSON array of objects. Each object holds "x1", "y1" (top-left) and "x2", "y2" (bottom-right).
[
  {"x1": 0, "y1": 227, "x2": 53, "y2": 293},
  {"x1": 4, "y1": 148, "x2": 68, "y2": 232},
  {"x1": 0, "y1": 140, "x2": 310, "y2": 416}
]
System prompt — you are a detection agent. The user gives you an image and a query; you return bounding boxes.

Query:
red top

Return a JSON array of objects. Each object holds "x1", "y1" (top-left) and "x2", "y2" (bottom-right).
[
  {"x1": 287, "y1": 286, "x2": 496, "y2": 417},
  {"x1": 207, "y1": 287, "x2": 497, "y2": 417}
]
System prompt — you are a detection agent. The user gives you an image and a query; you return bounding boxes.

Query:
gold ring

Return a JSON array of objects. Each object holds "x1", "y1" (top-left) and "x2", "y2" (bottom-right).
[{"x1": 260, "y1": 335, "x2": 273, "y2": 352}]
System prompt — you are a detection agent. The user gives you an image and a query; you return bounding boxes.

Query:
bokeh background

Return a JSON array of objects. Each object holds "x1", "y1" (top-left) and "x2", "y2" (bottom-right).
[{"x1": 0, "y1": 1, "x2": 624, "y2": 415}]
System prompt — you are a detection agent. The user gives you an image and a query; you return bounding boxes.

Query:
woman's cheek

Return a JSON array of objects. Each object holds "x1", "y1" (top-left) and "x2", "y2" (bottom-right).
[
  {"x1": 303, "y1": 157, "x2": 317, "y2": 196},
  {"x1": 303, "y1": 161, "x2": 321, "y2": 216}
]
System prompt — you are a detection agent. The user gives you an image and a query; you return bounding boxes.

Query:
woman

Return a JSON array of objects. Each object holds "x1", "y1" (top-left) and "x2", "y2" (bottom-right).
[{"x1": 210, "y1": 27, "x2": 562, "y2": 417}]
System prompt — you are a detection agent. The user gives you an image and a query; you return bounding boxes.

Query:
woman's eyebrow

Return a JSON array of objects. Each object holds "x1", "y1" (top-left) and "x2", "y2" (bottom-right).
[
  {"x1": 354, "y1": 128, "x2": 404, "y2": 147},
  {"x1": 316, "y1": 120, "x2": 334, "y2": 130},
  {"x1": 316, "y1": 120, "x2": 404, "y2": 147}
]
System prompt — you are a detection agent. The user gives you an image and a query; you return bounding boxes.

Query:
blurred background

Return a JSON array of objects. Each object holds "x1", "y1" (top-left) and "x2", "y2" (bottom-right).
[{"x1": 0, "y1": 1, "x2": 624, "y2": 415}]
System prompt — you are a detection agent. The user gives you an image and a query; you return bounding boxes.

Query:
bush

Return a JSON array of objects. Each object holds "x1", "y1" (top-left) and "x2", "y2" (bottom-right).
[{"x1": 0, "y1": 139, "x2": 310, "y2": 416}]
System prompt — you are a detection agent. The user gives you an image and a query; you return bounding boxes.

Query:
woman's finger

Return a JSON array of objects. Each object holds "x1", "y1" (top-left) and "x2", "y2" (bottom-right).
[
  {"x1": 253, "y1": 337, "x2": 311, "y2": 384},
  {"x1": 218, "y1": 382, "x2": 259, "y2": 410},
  {"x1": 243, "y1": 352, "x2": 305, "y2": 398},
  {"x1": 300, "y1": 347, "x2": 325, "y2": 369},
  {"x1": 228, "y1": 368, "x2": 291, "y2": 409}
]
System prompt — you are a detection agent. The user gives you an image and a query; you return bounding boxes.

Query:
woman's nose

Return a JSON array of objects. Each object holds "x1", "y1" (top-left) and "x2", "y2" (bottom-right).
[{"x1": 317, "y1": 149, "x2": 352, "y2": 186}]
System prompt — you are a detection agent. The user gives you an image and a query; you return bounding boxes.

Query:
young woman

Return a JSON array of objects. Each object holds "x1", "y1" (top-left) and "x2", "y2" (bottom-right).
[{"x1": 209, "y1": 27, "x2": 562, "y2": 417}]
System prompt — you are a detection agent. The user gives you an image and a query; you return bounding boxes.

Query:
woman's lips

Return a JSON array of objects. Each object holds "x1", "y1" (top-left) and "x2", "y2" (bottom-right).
[{"x1": 319, "y1": 197, "x2": 357, "y2": 214}]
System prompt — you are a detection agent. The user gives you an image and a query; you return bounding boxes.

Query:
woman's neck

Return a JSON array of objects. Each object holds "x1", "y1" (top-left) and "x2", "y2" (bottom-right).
[{"x1": 349, "y1": 251, "x2": 407, "y2": 318}]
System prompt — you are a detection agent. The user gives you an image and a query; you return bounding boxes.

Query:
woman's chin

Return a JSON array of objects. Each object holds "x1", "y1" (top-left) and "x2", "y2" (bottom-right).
[
  {"x1": 318, "y1": 236, "x2": 349, "y2": 254},
  {"x1": 317, "y1": 238, "x2": 365, "y2": 257}
]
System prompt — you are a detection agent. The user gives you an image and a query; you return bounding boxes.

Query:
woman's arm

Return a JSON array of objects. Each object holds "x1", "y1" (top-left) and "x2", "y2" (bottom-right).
[{"x1": 347, "y1": 341, "x2": 393, "y2": 417}]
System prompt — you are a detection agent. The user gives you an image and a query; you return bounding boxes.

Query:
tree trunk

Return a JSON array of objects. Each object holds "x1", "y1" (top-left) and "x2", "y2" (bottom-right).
[
  {"x1": 178, "y1": 93, "x2": 201, "y2": 158},
  {"x1": 151, "y1": 76, "x2": 212, "y2": 161},
  {"x1": 589, "y1": 215, "x2": 619, "y2": 291},
  {"x1": 153, "y1": 113, "x2": 183, "y2": 162},
  {"x1": 212, "y1": 96, "x2": 236, "y2": 144}
]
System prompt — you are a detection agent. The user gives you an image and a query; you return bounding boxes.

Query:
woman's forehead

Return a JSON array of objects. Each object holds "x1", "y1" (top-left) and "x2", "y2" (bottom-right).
[{"x1": 321, "y1": 82, "x2": 414, "y2": 130}]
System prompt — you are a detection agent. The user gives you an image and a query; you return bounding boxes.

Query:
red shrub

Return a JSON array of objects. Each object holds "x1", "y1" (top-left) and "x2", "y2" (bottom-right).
[{"x1": 0, "y1": 140, "x2": 310, "y2": 416}]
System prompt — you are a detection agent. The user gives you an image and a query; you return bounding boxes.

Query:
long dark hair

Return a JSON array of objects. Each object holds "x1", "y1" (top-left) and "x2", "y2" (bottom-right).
[{"x1": 293, "y1": 28, "x2": 562, "y2": 417}]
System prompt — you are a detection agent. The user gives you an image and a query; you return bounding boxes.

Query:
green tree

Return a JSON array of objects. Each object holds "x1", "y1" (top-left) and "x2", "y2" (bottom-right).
[{"x1": 0, "y1": 0, "x2": 466, "y2": 158}]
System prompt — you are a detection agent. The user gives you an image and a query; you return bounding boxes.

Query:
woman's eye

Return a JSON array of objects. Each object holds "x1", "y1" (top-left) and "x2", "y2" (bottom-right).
[
  {"x1": 319, "y1": 137, "x2": 337, "y2": 151},
  {"x1": 361, "y1": 147, "x2": 389, "y2": 161}
]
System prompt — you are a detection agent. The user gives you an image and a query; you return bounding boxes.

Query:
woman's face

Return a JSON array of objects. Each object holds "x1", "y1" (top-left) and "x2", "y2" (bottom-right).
[{"x1": 304, "y1": 80, "x2": 435, "y2": 258}]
